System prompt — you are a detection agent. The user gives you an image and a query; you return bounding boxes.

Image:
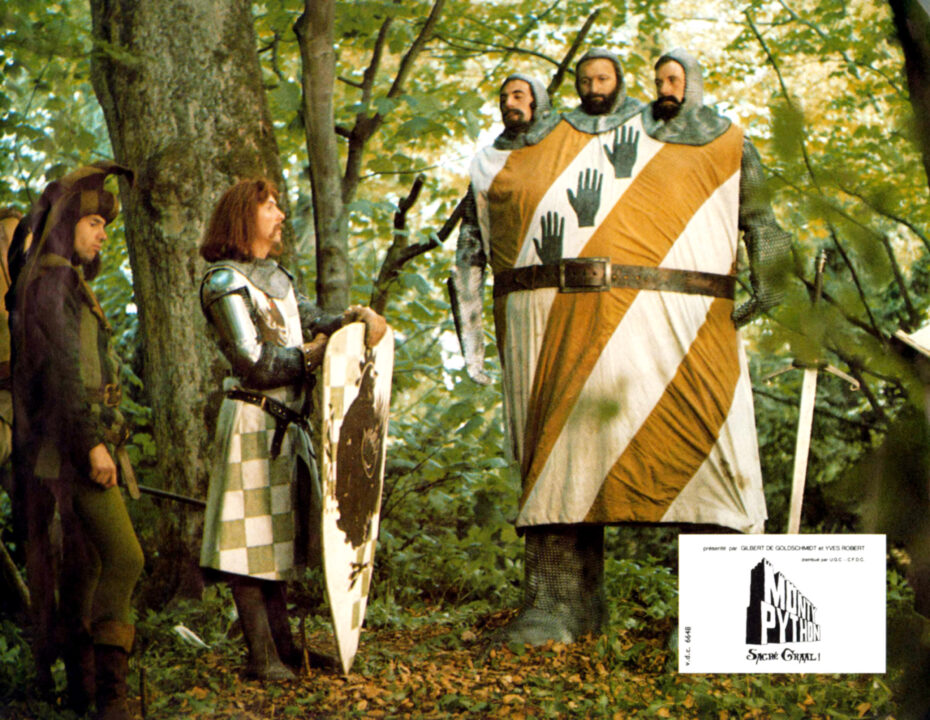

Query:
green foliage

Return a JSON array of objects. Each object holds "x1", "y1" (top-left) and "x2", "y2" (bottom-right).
[
  {"x1": 0, "y1": 0, "x2": 111, "y2": 208},
  {"x1": 0, "y1": 617, "x2": 31, "y2": 699},
  {"x1": 728, "y1": 0, "x2": 930, "y2": 535}
]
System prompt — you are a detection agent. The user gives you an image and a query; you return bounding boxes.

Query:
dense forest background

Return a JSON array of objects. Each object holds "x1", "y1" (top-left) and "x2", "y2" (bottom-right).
[{"x1": 2, "y1": 0, "x2": 930, "y2": 717}]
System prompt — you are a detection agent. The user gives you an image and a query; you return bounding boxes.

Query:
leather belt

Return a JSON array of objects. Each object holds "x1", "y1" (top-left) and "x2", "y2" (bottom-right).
[
  {"x1": 492, "y1": 258, "x2": 736, "y2": 299},
  {"x1": 226, "y1": 388, "x2": 308, "y2": 460},
  {"x1": 86, "y1": 383, "x2": 122, "y2": 407},
  {"x1": 102, "y1": 425, "x2": 140, "y2": 500}
]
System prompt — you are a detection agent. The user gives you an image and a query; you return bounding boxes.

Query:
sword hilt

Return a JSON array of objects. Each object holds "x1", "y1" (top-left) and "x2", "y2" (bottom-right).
[{"x1": 812, "y1": 248, "x2": 828, "y2": 305}]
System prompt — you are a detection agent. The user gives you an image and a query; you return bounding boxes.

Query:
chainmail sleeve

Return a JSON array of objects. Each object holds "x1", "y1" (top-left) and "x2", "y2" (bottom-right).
[
  {"x1": 450, "y1": 186, "x2": 491, "y2": 385},
  {"x1": 200, "y1": 268, "x2": 304, "y2": 390},
  {"x1": 733, "y1": 139, "x2": 792, "y2": 327},
  {"x1": 295, "y1": 294, "x2": 344, "y2": 338}
]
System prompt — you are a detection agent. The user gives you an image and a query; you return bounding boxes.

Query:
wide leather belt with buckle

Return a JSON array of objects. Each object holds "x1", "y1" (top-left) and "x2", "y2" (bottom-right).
[
  {"x1": 226, "y1": 387, "x2": 308, "y2": 460},
  {"x1": 492, "y1": 258, "x2": 736, "y2": 299}
]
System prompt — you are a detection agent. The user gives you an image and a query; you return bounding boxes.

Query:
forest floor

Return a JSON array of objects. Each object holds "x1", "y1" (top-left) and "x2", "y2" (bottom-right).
[{"x1": 1, "y1": 604, "x2": 900, "y2": 720}]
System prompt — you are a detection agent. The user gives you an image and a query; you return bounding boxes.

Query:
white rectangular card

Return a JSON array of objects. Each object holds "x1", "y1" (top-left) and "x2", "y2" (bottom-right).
[{"x1": 678, "y1": 534, "x2": 885, "y2": 673}]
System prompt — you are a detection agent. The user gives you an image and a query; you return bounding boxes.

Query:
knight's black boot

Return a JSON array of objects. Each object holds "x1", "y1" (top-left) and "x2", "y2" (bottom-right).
[
  {"x1": 93, "y1": 620, "x2": 134, "y2": 720},
  {"x1": 232, "y1": 578, "x2": 296, "y2": 681},
  {"x1": 498, "y1": 524, "x2": 606, "y2": 646},
  {"x1": 263, "y1": 581, "x2": 335, "y2": 671}
]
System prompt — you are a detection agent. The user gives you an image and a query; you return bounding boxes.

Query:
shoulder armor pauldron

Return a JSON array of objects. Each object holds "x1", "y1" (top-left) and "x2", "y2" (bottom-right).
[{"x1": 201, "y1": 266, "x2": 249, "y2": 310}]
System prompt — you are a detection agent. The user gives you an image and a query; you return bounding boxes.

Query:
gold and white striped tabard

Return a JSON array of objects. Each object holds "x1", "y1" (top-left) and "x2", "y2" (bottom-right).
[{"x1": 469, "y1": 116, "x2": 766, "y2": 533}]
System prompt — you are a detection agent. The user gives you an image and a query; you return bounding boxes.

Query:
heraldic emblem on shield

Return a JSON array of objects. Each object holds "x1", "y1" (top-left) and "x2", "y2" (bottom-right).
[{"x1": 321, "y1": 321, "x2": 393, "y2": 674}]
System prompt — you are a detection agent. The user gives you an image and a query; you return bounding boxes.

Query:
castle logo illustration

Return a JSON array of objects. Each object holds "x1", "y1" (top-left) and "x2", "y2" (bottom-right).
[{"x1": 746, "y1": 558, "x2": 821, "y2": 645}]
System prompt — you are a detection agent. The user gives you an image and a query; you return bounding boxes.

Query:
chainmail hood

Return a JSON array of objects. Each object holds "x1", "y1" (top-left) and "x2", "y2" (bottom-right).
[
  {"x1": 642, "y1": 48, "x2": 731, "y2": 146},
  {"x1": 493, "y1": 73, "x2": 561, "y2": 150},
  {"x1": 564, "y1": 48, "x2": 644, "y2": 134}
]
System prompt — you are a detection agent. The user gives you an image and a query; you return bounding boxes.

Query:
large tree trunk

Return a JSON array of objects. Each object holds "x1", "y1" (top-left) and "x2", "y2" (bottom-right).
[
  {"x1": 295, "y1": 0, "x2": 350, "y2": 312},
  {"x1": 89, "y1": 0, "x2": 287, "y2": 598}
]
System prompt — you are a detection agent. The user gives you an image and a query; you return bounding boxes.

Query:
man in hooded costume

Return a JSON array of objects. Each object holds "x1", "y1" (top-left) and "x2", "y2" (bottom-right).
[
  {"x1": 452, "y1": 47, "x2": 789, "y2": 645},
  {"x1": 451, "y1": 72, "x2": 561, "y2": 384},
  {"x1": 11, "y1": 162, "x2": 144, "y2": 719}
]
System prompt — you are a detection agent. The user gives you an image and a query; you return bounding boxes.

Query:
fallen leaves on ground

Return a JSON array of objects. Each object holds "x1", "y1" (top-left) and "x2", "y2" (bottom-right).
[{"x1": 124, "y1": 609, "x2": 888, "y2": 719}]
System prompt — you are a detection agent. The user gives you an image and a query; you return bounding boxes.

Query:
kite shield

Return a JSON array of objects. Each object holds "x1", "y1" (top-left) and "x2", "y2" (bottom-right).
[{"x1": 320, "y1": 321, "x2": 393, "y2": 675}]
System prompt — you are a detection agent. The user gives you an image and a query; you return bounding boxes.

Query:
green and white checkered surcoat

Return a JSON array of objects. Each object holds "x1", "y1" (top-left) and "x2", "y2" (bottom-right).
[{"x1": 200, "y1": 271, "x2": 312, "y2": 581}]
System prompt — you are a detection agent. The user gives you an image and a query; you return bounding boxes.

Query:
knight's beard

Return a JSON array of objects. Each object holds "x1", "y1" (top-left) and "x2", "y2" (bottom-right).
[
  {"x1": 652, "y1": 95, "x2": 682, "y2": 121},
  {"x1": 580, "y1": 86, "x2": 620, "y2": 116},
  {"x1": 502, "y1": 108, "x2": 529, "y2": 130}
]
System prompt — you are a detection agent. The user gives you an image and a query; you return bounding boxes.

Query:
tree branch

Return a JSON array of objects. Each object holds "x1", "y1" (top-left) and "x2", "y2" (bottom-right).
[
  {"x1": 370, "y1": 174, "x2": 430, "y2": 313},
  {"x1": 836, "y1": 181, "x2": 930, "y2": 254},
  {"x1": 878, "y1": 231, "x2": 920, "y2": 329},
  {"x1": 362, "y1": 18, "x2": 392, "y2": 107},
  {"x1": 547, "y1": 9, "x2": 600, "y2": 96},
  {"x1": 342, "y1": 2, "x2": 445, "y2": 206},
  {"x1": 828, "y1": 347, "x2": 888, "y2": 423},
  {"x1": 435, "y1": 34, "x2": 565, "y2": 69},
  {"x1": 826, "y1": 223, "x2": 882, "y2": 336},
  {"x1": 0, "y1": 538, "x2": 29, "y2": 613},
  {"x1": 753, "y1": 385, "x2": 877, "y2": 431},
  {"x1": 775, "y1": 0, "x2": 890, "y2": 112}
]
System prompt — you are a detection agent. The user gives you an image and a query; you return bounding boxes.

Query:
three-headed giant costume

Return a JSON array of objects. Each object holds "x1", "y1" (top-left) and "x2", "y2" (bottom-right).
[{"x1": 454, "y1": 50, "x2": 789, "y2": 535}]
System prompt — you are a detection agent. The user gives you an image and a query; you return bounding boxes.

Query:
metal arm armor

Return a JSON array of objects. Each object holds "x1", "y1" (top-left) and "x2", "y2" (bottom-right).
[
  {"x1": 733, "y1": 140, "x2": 792, "y2": 327},
  {"x1": 201, "y1": 267, "x2": 304, "y2": 389},
  {"x1": 450, "y1": 186, "x2": 491, "y2": 385}
]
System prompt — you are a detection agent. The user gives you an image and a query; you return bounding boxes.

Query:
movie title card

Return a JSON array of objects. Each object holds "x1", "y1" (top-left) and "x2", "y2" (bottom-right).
[{"x1": 678, "y1": 534, "x2": 885, "y2": 673}]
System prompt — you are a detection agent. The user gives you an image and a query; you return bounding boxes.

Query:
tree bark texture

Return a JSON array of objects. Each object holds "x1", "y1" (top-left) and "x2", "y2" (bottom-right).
[
  {"x1": 890, "y1": 0, "x2": 930, "y2": 186},
  {"x1": 295, "y1": 0, "x2": 350, "y2": 312},
  {"x1": 89, "y1": 0, "x2": 287, "y2": 597}
]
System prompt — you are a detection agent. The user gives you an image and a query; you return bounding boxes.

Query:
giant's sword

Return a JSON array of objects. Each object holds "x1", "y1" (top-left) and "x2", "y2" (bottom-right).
[
  {"x1": 764, "y1": 250, "x2": 859, "y2": 533},
  {"x1": 784, "y1": 250, "x2": 858, "y2": 533}
]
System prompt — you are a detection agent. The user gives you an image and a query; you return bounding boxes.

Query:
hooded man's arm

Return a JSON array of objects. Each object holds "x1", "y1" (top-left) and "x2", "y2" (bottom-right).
[
  {"x1": 733, "y1": 139, "x2": 792, "y2": 327},
  {"x1": 449, "y1": 186, "x2": 491, "y2": 385}
]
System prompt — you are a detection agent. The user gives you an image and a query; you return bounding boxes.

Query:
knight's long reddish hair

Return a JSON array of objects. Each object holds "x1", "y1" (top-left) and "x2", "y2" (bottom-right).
[{"x1": 200, "y1": 178, "x2": 279, "y2": 262}]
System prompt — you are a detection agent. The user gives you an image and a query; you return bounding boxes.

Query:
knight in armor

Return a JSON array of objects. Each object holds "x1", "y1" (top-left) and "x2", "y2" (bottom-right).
[
  {"x1": 198, "y1": 178, "x2": 385, "y2": 680},
  {"x1": 10, "y1": 163, "x2": 144, "y2": 719},
  {"x1": 451, "y1": 48, "x2": 789, "y2": 646}
]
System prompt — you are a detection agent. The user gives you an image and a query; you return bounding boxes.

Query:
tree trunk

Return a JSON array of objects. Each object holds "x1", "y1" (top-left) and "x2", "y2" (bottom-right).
[
  {"x1": 295, "y1": 0, "x2": 350, "y2": 312},
  {"x1": 89, "y1": 0, "x2": 287, "y2": 598},
  {"x1": 890, "y1": 0, "x2": 930, "y2": 185}
]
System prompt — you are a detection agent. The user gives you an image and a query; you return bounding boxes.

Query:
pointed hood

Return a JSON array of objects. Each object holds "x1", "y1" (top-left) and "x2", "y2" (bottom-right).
[{"x1": 19, "y1": 161, "x2": 133, "y2": 284}]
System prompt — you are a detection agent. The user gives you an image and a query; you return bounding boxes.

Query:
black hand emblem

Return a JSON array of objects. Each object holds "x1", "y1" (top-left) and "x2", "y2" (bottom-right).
[
  {"x1": 532, "y1": 211, "x2": 565, "y2": 265},
  {"x1": 567, "y1": 168, "x2": 602, "y2": 228},
  {"x1": 603, "y1": 126, "x2": 640, "y2": 179}
]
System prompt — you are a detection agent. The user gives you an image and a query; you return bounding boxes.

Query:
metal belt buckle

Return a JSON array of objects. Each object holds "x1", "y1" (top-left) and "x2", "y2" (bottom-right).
[
  {"x1": 558, "y1": 257, "x2": 612, "y2": 293},
  {"x1": 103, "y1": 383, "x2": 122, "y2": 407}
]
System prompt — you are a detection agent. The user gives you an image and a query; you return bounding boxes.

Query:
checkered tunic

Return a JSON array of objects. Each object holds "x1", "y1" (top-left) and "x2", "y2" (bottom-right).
[{"x1": 200, "y1": 271, "x2": 312, "y2": 581}]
